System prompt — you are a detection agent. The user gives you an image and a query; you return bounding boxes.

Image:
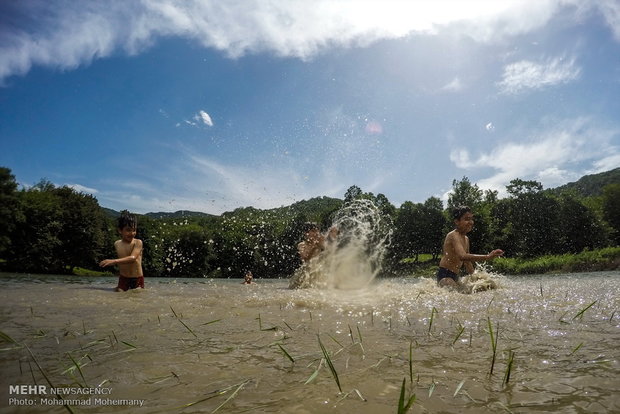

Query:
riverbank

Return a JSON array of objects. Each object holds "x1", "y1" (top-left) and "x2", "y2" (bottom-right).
[
  {"x1": 402, "y1": 247, "x2": 620, "y2": 277},
  {"x1": 11, "y1": 247, "x2": 620, "y2": 280},
  {"x1": 490, "y1": 246, "x2": 620, "y2": 275}
]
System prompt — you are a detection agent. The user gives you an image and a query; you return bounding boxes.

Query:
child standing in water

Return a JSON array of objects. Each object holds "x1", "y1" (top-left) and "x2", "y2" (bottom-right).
[
  {"x1": 242, "y1": 271, "x2": 255, "y2": 284},
  {"x1": 438, "y1": 206, "x2": 503, "y2": 290},
  {"x1": 100, "y1": 211, "x2": 144, "y2": 292}
]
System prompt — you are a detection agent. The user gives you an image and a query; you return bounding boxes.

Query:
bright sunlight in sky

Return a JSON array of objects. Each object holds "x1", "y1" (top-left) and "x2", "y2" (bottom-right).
[{"x1": 1, "y1": 0, "x2": 619, "y2": 213}]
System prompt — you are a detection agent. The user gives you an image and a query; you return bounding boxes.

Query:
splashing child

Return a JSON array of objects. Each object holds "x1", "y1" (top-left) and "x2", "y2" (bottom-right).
[
  {"x1": 437, "y1": 206, "x2": 503, "y2": 291},
  {"x1": 288, "y1": 222, "x2": 328, "y2": 289},
  {"x1": 99, "y1": 211, "x2": 144, "y2": 292},
  {"x1": 297, "y1": 222, "x2": 326, "y2": 262}
]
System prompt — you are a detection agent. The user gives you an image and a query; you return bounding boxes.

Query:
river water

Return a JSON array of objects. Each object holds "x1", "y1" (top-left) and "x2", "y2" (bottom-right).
[{"x1": 0, "y1": 271, "x2": 618, "y2": 413}]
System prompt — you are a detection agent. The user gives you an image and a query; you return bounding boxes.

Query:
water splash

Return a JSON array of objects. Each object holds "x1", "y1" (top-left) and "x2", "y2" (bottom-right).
[
  {"x1": 289, "y1": 199, "x2": 392, "y2": 289},
  {"x1": 460, "y1": 264, "x2": 504, "y2": 293}
]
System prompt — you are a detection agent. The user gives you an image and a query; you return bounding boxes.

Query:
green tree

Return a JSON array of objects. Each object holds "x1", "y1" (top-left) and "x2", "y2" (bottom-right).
[
  {"x1": 344, "y1": 185, "x2": 362, "y2": 203},
  {"x1": 488, "y1": 198, "x2": 514, "y2": 254},
  {"x1": 419, "y1": 197, "x2": 445, "y2": 260},
  {"x1": 0, "y1": 167, "x2": 20, "y2": 257},
  {"x1": 271, "y1": 214, "x2": 307, "y2": 276},
  {"x1": 506, "y1": 178, "x2": 543, "y2": 196},
  {"x1": 391, "y1": 201, "x2": 418, "y2": 262},
  {"x1": 501, "y1": 179, "x2": 561, "y2": 257},
  {"x1": 556, "y1": 193, "x2": 606, "y2": 253},
  {"x1": 602, "y1": 183, "x2": 620, "y2": 245},
  {"x1": 374, "y1": 193, "x2": 397, "y2": 219},
  {"x1": 447, "y1": 176, "x2": 483, "y2": 210},
  {"x1": 6, "y1": 181, "x2": 107, "y2": 274},
  {"x1": 54, "y1": 186, "x2": 107, "y2": 273},
  {"x1": 390, "y1": 197, "x2": 445, "y2": 263},
  {"x1": 8, "y1": 181, "x2": 63, "y2": 273},
  {"x1": 166, "y1": 225, "x2": 213, "y2": 277}
]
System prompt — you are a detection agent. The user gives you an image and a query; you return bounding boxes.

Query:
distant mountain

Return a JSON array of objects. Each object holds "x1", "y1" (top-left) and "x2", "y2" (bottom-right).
[
  {"x1": 101, "y1": 207, "x2": 120, "y2": 219},
  {"x1": 222, "y1": 196, "x2": 344, "y2": 223},
  {"x1": 100, "y1": 208, "x2": 214, "y2": 220},
  {"x1": 547, "y1": 168, "x2": 620, "y2": 197},
  {"x1": 144, "y1": 210, "x2": 216, "y2": 219},
  {"x1": 268, "y1": 196, "x2": 343, "y2": 216}
]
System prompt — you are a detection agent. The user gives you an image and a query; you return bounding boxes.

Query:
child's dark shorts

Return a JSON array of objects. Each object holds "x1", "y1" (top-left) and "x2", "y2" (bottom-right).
[
  {"x1": 436, "y1": 267, "x2": 458, "y2": 283},
  {"x1": 117, "y1": 275, "x2": 145, "y2": 291}
]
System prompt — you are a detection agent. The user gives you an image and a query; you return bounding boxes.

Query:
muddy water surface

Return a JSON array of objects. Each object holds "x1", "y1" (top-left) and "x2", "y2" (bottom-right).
[{"x1": 0, "y1": 272, "x2": 618, "y2": 413}]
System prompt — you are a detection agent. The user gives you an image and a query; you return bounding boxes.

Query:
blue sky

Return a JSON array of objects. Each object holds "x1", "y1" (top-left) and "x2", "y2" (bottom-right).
[{"x1": 1, "y1": 1, "x2": 619, "y2": 214}]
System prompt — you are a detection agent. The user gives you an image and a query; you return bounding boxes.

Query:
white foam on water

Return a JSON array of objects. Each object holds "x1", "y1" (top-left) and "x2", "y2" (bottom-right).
[{"x1": 460, "y1": 264, "x2": 506, "y2": 293}]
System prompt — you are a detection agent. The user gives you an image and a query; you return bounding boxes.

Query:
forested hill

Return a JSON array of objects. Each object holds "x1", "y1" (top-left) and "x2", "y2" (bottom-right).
[
  {"x1": 264, "y1": 196, "x2": 343, "y2": 220},
  {"x1": 103, "y1": 197, "x2": 343, "y2": 222},
  {"x1": 546, "y1": 167, "x2": 620, "y2": 197},
  {"x1": 145, "y1": 210, "x2": 216, "y2": 219},
  {"x1": 102, "y1": 208, "x2": 216, "y2": 220}
]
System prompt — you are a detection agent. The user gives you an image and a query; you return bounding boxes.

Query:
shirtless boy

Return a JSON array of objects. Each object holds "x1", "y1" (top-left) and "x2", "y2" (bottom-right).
[
  {"x1": 438, "y1": 206, "x2": 503, "y2": 289},
  {"x1": 297, "y1": 222, "x2": 326, "y2": 262},
  {"x1": 99, "y1": 211, "x2": 144, "y2": 291}
]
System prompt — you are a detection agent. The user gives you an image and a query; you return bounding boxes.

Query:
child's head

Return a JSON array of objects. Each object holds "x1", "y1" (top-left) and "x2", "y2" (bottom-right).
[
  {"x1": 452, "y1": 206, "x2": 472, "y2": 221},
  {"x1": 452, "y1": 206, "x2": 474, "y2": 233},
  {"x1": 117, "y1": 210, "x2": 137, "y2": 230},
  {"x1": 117, "y1": 211, "x2": 138, "y2": 242},
  {"x1": 244, "y1": 271, "x2": 253, "y2": 283}
]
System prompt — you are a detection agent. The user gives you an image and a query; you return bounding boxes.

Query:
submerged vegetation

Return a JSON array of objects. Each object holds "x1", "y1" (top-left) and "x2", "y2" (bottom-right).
[{"x1": 0, "y1": 166, "x2": 619, "y2": 277}]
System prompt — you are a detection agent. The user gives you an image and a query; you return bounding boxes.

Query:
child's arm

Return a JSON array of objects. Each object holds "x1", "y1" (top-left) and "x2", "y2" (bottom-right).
[
  {"x1": 99, "y1": 240, "x2": 143, "y2": 268},
  {"x1": 451, "y1": 234, "x2": 503, "y2": 262}
]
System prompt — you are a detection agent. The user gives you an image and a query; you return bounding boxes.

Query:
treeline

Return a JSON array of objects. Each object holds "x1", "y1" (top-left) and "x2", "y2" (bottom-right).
[{"x1": 0, "y1": 166, "x2": 619, "y2": 278}]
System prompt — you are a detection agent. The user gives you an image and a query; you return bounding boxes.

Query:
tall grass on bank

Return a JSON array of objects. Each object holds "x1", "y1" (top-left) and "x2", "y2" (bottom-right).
[{"x1": 490, "y1": 247, "x2": 620, "y2": 275}]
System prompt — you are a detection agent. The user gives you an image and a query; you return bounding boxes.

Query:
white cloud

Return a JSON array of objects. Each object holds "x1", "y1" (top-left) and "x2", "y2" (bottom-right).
[
  {"x1": 0, "y1": 0, "x2": 611, "y2": 84},
  {"x1": 450, "y1": 117, "x2": 620, "y2": 195},
  {"x1": 590, "y1": 153, "x2": 620, "y2": 174},
  {"x1": 535, "y1": 167, "x2": 577, "y2": 188},
  {"x1": 441, "y1": 77, "x2": 463, "y2": 92},
  {"x1": 195, "y1": 110, "x2": 214, "y2": 127},
  {"x1": 598, "y1": 2, "x2": 620, "y2": 42},
  {"x1": 497, "y1": 57, "x2": 581, "y2": 94},
  {"x1": 66, "y1": 183, "x2": 99, "y2": 194},
  {"x1": 180, "y1": 110, "x2": 214, "y2": 128}
]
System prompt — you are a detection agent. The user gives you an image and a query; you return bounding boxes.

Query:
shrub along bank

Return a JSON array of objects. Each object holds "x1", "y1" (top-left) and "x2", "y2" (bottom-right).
[{"x1": 487, "y1": 247, "x2": 620, "y2": 275}]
